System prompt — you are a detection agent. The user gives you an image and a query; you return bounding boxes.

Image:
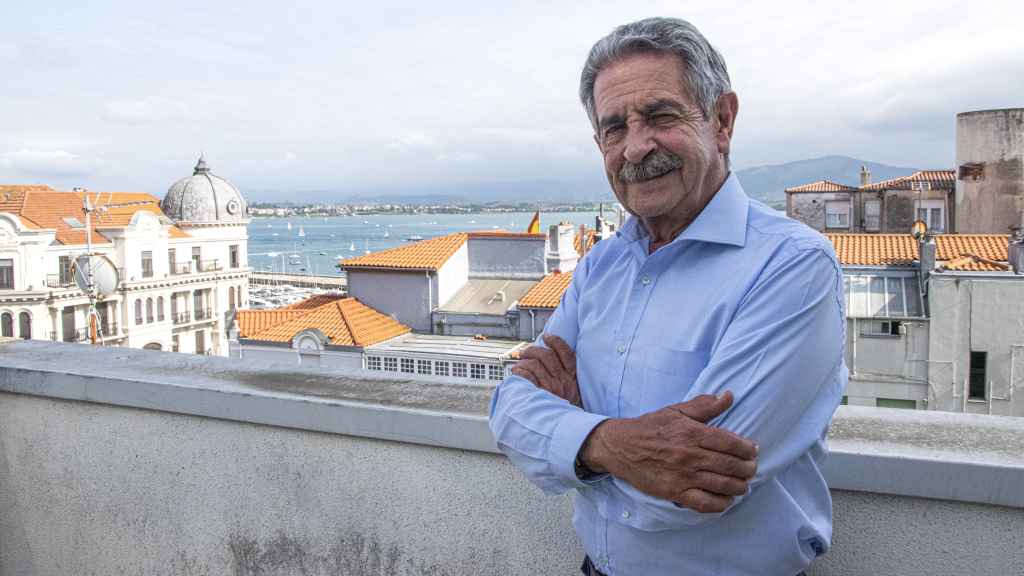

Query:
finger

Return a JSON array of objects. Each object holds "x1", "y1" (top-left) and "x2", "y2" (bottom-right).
[
  {"x1": 520, "y1": 346, "x2": 564, "y2": 385},
  {"x1": 542, "y1": 334, "x2": 577, "y2": 377},
  {"x1": 697, "y1": 451, "x2": 758, "y2": 480},
  {"x1": 691, "y1": 470, "x2": 749, "y2": 497},
  {"x1": 671, "y1": 391, "x2": 733, "y2": 423},
  {"x1": 516, "y1": 358, "x2": 557, "y2": 393},
  {"x1": 510, "y1": 365, "x2": 538, "y2": 386},
  {"x1": 698, "y1": 427, "x2": 758, "y2": 461},
  {"x1": 674, "y1": 488, "x2": 732, "y2": 514}
]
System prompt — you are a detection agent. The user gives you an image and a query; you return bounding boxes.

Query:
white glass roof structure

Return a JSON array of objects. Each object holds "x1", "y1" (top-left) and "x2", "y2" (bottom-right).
[{"x1": 843, "y1": 273, "x2": 925, "y2": 319}]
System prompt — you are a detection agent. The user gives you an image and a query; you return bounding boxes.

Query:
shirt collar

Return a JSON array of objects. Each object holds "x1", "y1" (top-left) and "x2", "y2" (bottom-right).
[{"x1": 617, "y1": 172, "x2": 749, "y2": 248}]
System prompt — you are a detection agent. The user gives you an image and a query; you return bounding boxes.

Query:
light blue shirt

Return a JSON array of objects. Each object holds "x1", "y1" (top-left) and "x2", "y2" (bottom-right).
[{"x1": 489, "y1": 174, "x2": 847, "y2": 575}]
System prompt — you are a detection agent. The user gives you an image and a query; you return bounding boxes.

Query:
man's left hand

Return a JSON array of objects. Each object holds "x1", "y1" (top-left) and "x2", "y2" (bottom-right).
[{"x1": 511, "y1": 334, "x2": 580, "y2": 407}]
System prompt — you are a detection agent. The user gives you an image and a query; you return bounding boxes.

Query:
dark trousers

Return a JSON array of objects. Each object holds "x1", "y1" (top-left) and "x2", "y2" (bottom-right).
[{"x1": 581, "y1": 556, "x2": 808, "y2": 575}]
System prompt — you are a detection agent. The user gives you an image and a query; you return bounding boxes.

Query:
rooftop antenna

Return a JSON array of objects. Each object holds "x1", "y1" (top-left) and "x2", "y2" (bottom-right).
[{"x1": 75, "y1": 192, "x2": 153, "y2": 344}]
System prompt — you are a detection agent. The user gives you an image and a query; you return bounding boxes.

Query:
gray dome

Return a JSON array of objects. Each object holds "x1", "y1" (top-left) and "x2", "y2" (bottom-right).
[{"x1": 161, "y1": 155, "x2": 247, "y2": 224}]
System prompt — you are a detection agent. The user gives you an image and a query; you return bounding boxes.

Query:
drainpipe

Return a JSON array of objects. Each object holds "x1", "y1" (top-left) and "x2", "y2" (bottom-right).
[
  {"x1": 529, "y1": 309, "x2": 536, "y2": 340},
  {"x1": 426, "y1": 271, "x2": 433, "y2": 333}
]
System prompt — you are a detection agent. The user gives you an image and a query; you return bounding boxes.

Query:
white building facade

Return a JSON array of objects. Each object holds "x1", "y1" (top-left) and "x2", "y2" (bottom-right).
[{"x1": 0, "y1": 157, "x2": 249, "y2": 355}]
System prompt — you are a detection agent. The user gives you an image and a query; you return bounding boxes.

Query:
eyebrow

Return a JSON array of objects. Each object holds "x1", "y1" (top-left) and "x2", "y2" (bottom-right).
[{"x1": 597, "y1": 99, "x2": 685, "y2": 131}]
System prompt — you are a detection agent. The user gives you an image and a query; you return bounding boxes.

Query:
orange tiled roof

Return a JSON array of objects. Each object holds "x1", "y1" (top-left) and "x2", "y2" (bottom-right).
[
  {"x1": 785, "y1": 180, "x2": 858, "y2": 193},
  {"x1": 826, "y1": 233, "x2": 1009, "y2": 271},
  {"x1": 238, "y1": 295, "x2": 410, "y2": 346},
  {"x1": 339, "y1": 233, "x2": 467, "y2": 271},
  {"x1": 861, "y1": 170, "x2": 955, "y2": 191},
  {"x1": 0, "y1": 188, "x2": 190, "y2": 244},
  {"x1": 519, "y1": 271, "x2": 573, "y2": 309}
]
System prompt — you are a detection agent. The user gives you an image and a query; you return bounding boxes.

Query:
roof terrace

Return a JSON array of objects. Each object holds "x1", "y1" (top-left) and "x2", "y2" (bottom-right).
[{"x1": 1, "y1": 340, "x2": 1022, "y2": 575}]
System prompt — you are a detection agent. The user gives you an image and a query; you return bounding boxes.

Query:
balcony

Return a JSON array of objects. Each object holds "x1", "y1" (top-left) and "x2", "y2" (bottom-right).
[
  {"x1": 47, "y1": 328, "x2": 89, "y2": 343},
  {"x1": 172, "y1": 311, "x2": 190, "y2": 325},
  {"x1": 197, "y1": 259, "x2": 221, "y2": 273},
  {"x1": 45, "y1": 274, "x2": 75, "y2": 289},
  {"x1": 0, "y1": 340, "x2": 1021, "y2": 576},
  {"x1": 194, "y1": 307, "x2": 213, "y2": 321},
  {"x1": 171, "y1": 262, "x2": 192, "y2": 275}
]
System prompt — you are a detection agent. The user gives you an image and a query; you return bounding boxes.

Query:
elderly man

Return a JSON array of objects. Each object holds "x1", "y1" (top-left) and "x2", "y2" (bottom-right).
[{"x1": 489, "y1": 17, "x2": 847, "y2": 576}]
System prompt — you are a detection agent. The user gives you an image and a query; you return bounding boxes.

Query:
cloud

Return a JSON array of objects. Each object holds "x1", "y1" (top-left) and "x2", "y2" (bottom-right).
[
  {"x1": 101, "y1": 97, "x2": 190, "y2": 125},
  {"x1": 2, "y1": 149, "x2": 94, "y2": 178}
]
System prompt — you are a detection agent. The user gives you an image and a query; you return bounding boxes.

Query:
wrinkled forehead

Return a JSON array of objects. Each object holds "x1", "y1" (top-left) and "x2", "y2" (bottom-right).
[{"x1": 593, "y1": 52, "x2": 697, "y2": 119}]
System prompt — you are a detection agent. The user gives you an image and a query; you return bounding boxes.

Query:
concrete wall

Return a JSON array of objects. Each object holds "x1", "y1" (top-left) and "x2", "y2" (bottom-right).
[
  {"x1": 928, "y1": 274, "x2": 1024, "y2": 416},
  {"x1": 787, "y1": 192, "x2": 847, "y2": 231},
  {"x1": 956, "y1": 108, "x2": 1024, "y2": 234},
  {"x1": 1, "y1": 341, "x2": 1022, "y2": 576},
  {"x1": 435, "y1": 243, "x2": 468, "y2": 313},
  {"x1": 516, "y1": 307, "x2": 554, "y2": 341},
  {"x1": 467, "y1": 236, "x2": 546, "y2": 279},
  {"x1": 347, "y1": 269, "x2": 432, "y2": 332},
  {"x1": 432, "y1": 310, "x2": 518, "y2": 339}
]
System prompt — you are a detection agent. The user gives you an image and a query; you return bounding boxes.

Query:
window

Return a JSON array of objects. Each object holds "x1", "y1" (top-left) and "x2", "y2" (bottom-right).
[
  {"x1": 860, "y1": 320, "x2": 901, "y2": 337},
  {"x1": 969, "y1": 351, "x2": 987, "y2": 400},
  {"x1": 157, "y1": 296, "x2": 165, "y2": 321},
  {"x1": 471, "y1": 363, "x2": 487, "y2": 380},
  {"x1": 452, "y1": 362, "x2": 467, "y2": 378},
  {"x1": 864, "y1": 200, "x2": 881, "y2": 231},
  {"x1": 416, "y1": 359, "x2": 432, "y2": 375},
  {"x1": 0, "y1": 259, "x2": 13, "y2": 290},
  {"x1": 191, "y1": 247, "x2": 201, "y2": 270},
  {"x1": 400, "y1": 358, "x2": 415, "y2": 373},
  {"x1": 229, "y1": 288, "x2": 236, "y2": 310},
  {"x1": 435, "y1": 360, "x2": 450, "y2": 376},
  {"x1": 195, "y1": 330, "x2": 205, "y2": 355},
  {"x1": 488, "y1": 364, "x2": 504, "y2": 380},
  {"x1": 168, "y1": 248, "x2": 177, "y2": 274},
  {"x1": 367, "y1": 356, "x2": 382, "y2": 371},
  {"x1": 59, "y1": 255, "x2": 74, "y2": 285},
  {"x1": 230, "y1": 245, "x2": 239, "y2": 269},
  {"x1": 146, "y1": 298, "x2": 154, "y2": 323},
  {"x1": 134, "y1": 299, "x2": 143, "y2": 325},
  {"x1": 383, "y1": 357, "x2": 398, "y2": 372},
  {"x1": 172, "y1": 335, "x2": 180, "y2": 352},
  {"x1": 825, "y1": 201, "x2": 850, "y2": 229},
  {"x1": 876, "y1": 398, "x2": 916, "y2": 410},
  {"x1": 915, "y1": 199, "x2": 945, "y2": 232},
  {"x1": 1, "y1": 312, "x2": 12, "y2": 337},
  {"x1": 193, "y1": 291, "x2": 204, "y2": 318},
  {"x1": 141, "y1": 251, "x2": 153, "y2": 278},
  {"x1": 19, "y1": 311, "x2": 31, "y2": 339}
]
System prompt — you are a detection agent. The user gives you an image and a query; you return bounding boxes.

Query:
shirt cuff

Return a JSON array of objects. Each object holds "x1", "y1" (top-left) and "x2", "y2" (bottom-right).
[{"x1": 550, "y1": 409, "x2": 610, "y2": 488}]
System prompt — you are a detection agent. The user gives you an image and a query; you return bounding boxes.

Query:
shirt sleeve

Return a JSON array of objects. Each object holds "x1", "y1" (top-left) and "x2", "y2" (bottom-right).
[
  {"x1": 488, "y1": 256, "x2": 610, "y2": 494},
  {"x1": 620, "y1": 243, "x2": 847, "y2": 529}
]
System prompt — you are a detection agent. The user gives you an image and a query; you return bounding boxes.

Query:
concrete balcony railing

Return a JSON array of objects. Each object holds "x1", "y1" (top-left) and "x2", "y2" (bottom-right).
[
  {"x1": 171, "y1": 310, "x2": 190, "y2": 325},
  {"x1": 1, "y1": 340, "x2": 1022, "y2": 576}
]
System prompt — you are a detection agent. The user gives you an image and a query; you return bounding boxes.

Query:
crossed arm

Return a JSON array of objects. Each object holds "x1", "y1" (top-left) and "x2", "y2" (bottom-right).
[{"x1": 490, "y1": 245, "x2": 845, "y2": 522}]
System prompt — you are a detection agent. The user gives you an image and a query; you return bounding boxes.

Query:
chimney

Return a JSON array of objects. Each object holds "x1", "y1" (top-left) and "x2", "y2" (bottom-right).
[
  {"x1": 859, "y1": 165, "x2": 871, "y2": 187},
  {"x1": 919, "y1": 234, "x2": 937, "y2": 284},
  {"x1": 1010, "y1": 226, "x2": 1024, "y2": 274},
  {"x1": 546, "y1": 223, "x2": 578, "y2": 273}
]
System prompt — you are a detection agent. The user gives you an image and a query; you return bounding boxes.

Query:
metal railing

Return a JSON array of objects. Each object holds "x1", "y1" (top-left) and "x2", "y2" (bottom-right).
[
  {"x1": 171, "y1": 262, "x2": 192, "y2": 275},
  {"x1": 172, "y1": 311, "x2": 190, "y2": 325},
  {"x1": 197, "y1": 259, "x2": 221, "y2": 273},
  {"x1": 194, "y1": 308, "x2": 213, "y2": 321},
  {"x1": 49, "y1": 328, "x2": 89, "y2": 343},
  {"x1": 101, "y1": 321, "x2": 119, "y2": 338},
  {"x1": 45, "y1": 275, "x2": 76, "y2": 289}
]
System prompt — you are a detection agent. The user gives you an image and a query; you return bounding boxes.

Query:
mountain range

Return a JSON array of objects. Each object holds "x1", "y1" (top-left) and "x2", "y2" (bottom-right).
[{"x1": 251, "y1": 155, "x2": 922, "y2": 207}]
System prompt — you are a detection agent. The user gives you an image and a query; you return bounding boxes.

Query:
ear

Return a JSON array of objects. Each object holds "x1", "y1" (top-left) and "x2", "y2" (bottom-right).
[{"x1": 714, "y1": 92, "x2": 739, "y2": 156}]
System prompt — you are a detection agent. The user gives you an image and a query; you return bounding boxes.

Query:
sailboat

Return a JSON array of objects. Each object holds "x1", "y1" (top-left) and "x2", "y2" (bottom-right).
[
  {"x1": 298, "y1": 225, "x2": 305, "y2": 238},
  {"x1": 287, "y1": 222, "x2": 292, "y2": 231},
  {"x1": 349, "y1": 242, "x2": 355, "y2": 251},
  {"x1": 383, "y1": 228, "x2": 390, "y2": 238}
]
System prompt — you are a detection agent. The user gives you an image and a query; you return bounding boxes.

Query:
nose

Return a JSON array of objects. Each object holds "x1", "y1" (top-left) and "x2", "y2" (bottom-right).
[{"x1": 622, "y1": 124, "x2": 656, "y2": 165}]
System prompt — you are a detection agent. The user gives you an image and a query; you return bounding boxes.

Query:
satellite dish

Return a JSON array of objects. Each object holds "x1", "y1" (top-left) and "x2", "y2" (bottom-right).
[
  {"x1": 73, "y1": 254, "x2": 120, "y2": 296},
  {"x1": 910, "y1": 219, "x2": 928, "y2": 239}
]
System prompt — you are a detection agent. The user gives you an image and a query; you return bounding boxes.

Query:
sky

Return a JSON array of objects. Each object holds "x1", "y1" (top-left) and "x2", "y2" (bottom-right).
[{"x1": 1, "y1": 0, "x2": 1022, "y2": 200}]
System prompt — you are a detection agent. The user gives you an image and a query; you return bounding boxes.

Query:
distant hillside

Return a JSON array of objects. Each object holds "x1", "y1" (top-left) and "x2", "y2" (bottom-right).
[
  {"x1": 248, "y1": 155, "x2": 922, "y2": 205},
  {"x1": 736, "y1": 155, "x2": 919, "y2": 206}
]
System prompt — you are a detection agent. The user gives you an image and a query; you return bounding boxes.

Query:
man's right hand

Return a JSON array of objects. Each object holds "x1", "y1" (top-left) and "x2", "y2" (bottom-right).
[{"x1": 579, "y1": 391, "x2": 758, "y2": 514}]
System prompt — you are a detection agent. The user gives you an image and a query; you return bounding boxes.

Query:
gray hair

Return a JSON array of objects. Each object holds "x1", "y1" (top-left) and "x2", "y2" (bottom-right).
[{"x1": 579, "y1": 17, "x2": 732, "y2": 130}]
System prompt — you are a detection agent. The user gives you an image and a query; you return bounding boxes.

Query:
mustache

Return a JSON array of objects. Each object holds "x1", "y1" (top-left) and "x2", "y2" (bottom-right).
[{"x1": 618, "y1": 151, "x2": 683, "y2": 184}]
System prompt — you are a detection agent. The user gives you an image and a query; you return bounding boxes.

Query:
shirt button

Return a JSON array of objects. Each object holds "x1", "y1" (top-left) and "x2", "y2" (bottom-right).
[
  {"x1": 616, "y1": 344, "x2": 626, "y2": 354},
  {"x1": 621, "y1": 510, "x2": 631, "y2": 520},
  {"x1": 640, "y1": 275, "x2": 651, "y2": 286}
]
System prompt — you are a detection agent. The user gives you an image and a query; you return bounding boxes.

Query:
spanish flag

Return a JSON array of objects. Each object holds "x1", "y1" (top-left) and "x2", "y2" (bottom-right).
[{"x1": 527, "y1": 210, "x2": 540, "y2": 234}]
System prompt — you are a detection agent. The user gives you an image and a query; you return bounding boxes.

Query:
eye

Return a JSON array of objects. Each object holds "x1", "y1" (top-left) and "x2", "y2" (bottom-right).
[
  {"x1": 651, "y1": 113, "x2": 676, "y2": 126},
  {"x1": 602, "y1": 125, "x2": 624, "y2": 144}
]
